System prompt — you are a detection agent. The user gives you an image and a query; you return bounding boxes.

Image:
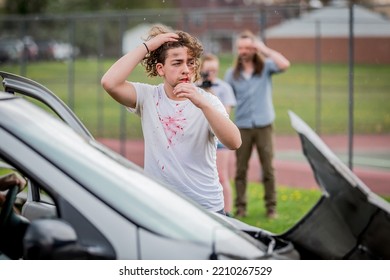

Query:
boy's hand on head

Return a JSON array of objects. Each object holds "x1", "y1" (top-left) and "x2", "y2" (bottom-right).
[{"x1": 146, "y1": 33, "x2": 179, "y2": 52}]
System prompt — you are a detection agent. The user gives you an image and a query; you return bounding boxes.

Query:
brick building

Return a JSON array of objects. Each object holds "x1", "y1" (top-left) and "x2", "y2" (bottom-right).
[
  {"x1": 266, "y1": 4, "x2": 390, "y2": 63},
  {"x1": 172, "y1": 1, "x2": 390, "y2": 63}
]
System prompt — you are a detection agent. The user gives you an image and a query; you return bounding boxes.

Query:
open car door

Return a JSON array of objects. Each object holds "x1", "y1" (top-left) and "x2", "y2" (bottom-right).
[{"x1": 0, "y1": 71, "x2": 93, "y2": 140}]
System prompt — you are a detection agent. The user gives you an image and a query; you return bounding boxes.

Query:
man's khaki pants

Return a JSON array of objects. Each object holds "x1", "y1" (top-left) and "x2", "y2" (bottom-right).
[{"x1": 234, "y1": 125, "x2": 276, "y2": 215}]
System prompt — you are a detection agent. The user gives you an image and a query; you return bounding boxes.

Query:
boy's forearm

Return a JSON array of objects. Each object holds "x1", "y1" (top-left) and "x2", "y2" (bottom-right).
[
  {"x1": 101, "y1": 44, "x2": 148, "y2": 90},
  {"x1": 201, "y1": 105, "x2": 241, "y2": 150}
]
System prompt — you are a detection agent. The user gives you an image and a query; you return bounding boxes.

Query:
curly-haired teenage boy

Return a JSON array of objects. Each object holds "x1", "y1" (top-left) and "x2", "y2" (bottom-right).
[{"x1": 101, "y1": 25, "x2": 241, "y2": 213}]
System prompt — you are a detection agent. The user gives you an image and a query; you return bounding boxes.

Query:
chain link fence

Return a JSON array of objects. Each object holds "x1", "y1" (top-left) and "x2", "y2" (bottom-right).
[{"x1": 1, "y1": 4, "x2": 389, "y2": 156}]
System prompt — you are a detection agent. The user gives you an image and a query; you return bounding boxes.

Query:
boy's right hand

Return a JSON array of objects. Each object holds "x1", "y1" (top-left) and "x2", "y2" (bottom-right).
[{"x1": 173, "y1": 83, "x2": 207, "y2": 109}]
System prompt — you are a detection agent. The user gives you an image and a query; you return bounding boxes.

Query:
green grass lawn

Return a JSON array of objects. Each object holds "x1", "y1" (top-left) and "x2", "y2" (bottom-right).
[
  {"x1": 233, "y1": 182, "x2": 390, "y2": 234},
  {"x1": 2, "y1": 57, "x2": 389, "y2": 138},
  {"x1": 233, "y1": 183, "x2": 322, "y2": 234}
]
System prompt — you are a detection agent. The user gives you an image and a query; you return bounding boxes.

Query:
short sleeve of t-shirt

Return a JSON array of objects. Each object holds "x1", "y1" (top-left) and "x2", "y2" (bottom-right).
[{"x1": 126, "y1": 82, "x2": 157, "y2": 115}]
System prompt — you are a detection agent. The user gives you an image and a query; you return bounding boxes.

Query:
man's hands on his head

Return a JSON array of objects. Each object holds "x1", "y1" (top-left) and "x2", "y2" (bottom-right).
[{"x1": 253, "y1": 38, "x2": 270, "y2": 56}]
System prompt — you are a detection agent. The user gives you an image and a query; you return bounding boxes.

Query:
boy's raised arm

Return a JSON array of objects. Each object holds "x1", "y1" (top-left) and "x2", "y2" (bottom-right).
[{"x1": 101, "y1": 33, "x2": 179, "y2": 108}]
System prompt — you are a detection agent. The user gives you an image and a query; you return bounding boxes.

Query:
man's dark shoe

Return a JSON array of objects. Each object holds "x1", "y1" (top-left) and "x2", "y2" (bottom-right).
[
  {"x1": 266, "y1": 209, "x2": 278, "y2": 219},
  {"x1": 235, "y1": 209, "x2": 247, "y2": 218}
]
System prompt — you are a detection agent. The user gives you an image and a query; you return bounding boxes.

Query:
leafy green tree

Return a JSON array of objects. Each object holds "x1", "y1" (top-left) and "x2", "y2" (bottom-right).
[
  {"x1": 3, "y1": 0, "x2": 48, "y2": 14},
  {"x1": 1, "y1": 0, "x2": 174, "y2": 15}
]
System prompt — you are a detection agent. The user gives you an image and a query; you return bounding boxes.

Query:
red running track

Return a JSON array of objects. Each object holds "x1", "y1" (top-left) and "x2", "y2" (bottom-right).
[{"x1": 99, "y1": 134, "x2": 390, "y2": 196}]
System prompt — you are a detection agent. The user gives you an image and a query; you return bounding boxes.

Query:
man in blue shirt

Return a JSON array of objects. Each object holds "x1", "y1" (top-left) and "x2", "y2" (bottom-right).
[{"x1": 225, "y1": 30, "x2": 290, "y2": 218}]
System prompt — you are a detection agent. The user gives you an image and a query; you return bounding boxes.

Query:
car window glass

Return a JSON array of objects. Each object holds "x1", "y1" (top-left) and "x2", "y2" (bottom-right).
[
  {"x1": 0, "y1": 161, "x2": 56, "y2": 217},
  {"x1": 38, "y1": 189, "x2": 54, "y2": 204},
  {"x1": 0, "y1": 165, "x2": 26, "y2": 213}
]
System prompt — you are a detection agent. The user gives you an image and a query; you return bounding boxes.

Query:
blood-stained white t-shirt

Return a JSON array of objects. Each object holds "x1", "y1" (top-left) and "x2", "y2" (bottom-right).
[{"x1": 128, "y1": 82, "x2": 228, "y2": 211}]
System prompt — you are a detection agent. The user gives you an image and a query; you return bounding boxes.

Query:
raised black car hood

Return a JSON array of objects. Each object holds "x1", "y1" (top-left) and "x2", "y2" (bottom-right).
[{"x1": 280, "y1": 111, "x2": 390, "y2": 259}]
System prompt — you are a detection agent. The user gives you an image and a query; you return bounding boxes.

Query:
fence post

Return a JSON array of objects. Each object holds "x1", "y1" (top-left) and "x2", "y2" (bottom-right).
[
  {"x1": 259, "y1": 6, "x2": 267, "y2": 43},
  {"x1": 348, "y1": 2, "x2": 355, "y2": 170},
  {"x1": 97, "y1": 16, "x2": 105, "y2": 138},
  {"x1": 67, "y1": 18, "x2": 76, "y2": 111},
  {"x1": 315, "y1": 20, "x2": 322, "y2": 135},
  {"x1": 119, "y1": 15, "x2": 127, "y2": 157},
  {"x1": 18, "y1": 19, "x2": 27, "y2": 77}
]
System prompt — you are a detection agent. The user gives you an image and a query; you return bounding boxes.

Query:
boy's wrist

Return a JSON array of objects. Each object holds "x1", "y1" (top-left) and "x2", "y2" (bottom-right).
[{"x1": 142, "y1": 42, "x2": 150, "y2": 54}]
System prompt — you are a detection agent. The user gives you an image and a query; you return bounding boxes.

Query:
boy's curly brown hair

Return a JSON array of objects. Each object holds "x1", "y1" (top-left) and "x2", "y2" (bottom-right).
[{"x1": 141, "y1": 24, "x2": 203, "y2": 81}]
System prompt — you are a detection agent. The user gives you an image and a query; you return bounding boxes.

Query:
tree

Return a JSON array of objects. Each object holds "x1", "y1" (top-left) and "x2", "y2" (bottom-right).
[
  {"x1": 3, "y1": 0, "x2": 48, "y2": 14},
  {"x1": 1, "y1": 0, "x2": 174, "y2": 15}
]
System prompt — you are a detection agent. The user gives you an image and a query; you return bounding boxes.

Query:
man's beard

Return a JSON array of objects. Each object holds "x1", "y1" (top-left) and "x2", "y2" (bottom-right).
[{"x1": 239, "y1": 53, "x2": 253, "y2": 62}]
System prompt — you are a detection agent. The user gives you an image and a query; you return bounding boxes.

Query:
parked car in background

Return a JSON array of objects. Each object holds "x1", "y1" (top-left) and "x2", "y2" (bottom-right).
[
  {"x1": 36, "y1": 40, "x2": 57, "y2": 61},
  {"x1": 0, "y1": 38, "x2": 23, "y2": 64},
  {"x1": 0, "y1": 36, "x2": 40, "y2": 63},
  {"x1": 52, "y1": 41, "x2": 79, "y2": 60},
  {"x1": 21, "y1": 36, "x2": 38, "y2": 61},
  {"x1": 37, "y1": 40, "x2": 80, "y2": 61},
  {"x1": 1, "y1": 37, "x2": 78, "y2": 63},
  {"x1": 0, "y1": 72, "x2": 389, "y2": 260}
]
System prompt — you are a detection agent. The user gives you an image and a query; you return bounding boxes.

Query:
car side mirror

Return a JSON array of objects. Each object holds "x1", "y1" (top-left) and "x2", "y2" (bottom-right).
[{"x1": 23, "y1": 219, "x2": 114, "y2": 259}]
